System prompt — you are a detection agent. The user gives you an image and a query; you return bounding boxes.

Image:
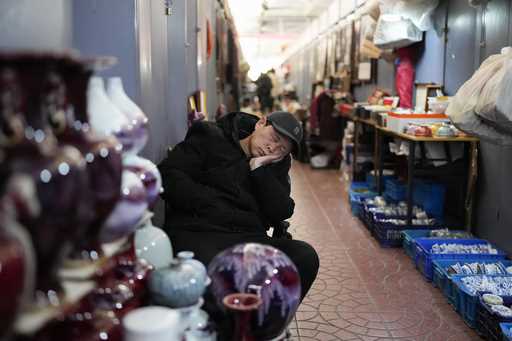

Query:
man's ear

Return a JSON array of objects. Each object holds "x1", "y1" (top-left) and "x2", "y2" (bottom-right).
[{"x1": 255, "y1": 116, "x2": 267, "y2": 129}]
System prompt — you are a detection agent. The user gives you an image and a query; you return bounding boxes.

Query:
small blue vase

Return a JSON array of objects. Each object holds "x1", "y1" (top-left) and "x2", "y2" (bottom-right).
[{"x1": 148, "y1": 251, "x2": 208, "y2": 308}]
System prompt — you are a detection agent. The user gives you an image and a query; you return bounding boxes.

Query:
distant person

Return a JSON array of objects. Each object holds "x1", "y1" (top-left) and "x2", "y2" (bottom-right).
[
  {"x1": 268, "y1": 68, "x2": 281, "y2": 105},
  {"x1": 281, "y1": 92, "x2": 302, "y2": 121},
  {"x1": 256, "y1": 72, "x2": 273, "y2": 114}
]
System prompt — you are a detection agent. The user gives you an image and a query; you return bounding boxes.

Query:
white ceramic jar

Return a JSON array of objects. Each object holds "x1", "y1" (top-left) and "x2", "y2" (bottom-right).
[{"x1": 123, "y1": 306, "x2": 182, "y2": 341}]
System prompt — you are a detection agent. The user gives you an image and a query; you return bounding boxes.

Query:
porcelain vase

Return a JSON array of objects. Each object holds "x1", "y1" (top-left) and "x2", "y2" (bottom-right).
[
  {"x1": 208, "y1": 243, "x2": 301, "y2": 340},
  {"x1": 106, "y1": 77, "x2": 148, "y2": 155}
]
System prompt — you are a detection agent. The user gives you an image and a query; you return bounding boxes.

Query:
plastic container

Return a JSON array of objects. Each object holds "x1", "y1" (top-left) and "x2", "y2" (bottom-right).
[
  {"x1": 402, "y1": 229, "x2": 473, "y2": 260},
  {"x1": 349, "y1": 184, "x2": 377, "y2": 218},
  {"x1": 415, "y1": 239, "x2": 507, "y2": 281},
  {"x1": 366, "y1": 170, "x2": 394, "y2": 191},
  {"x1": 373, "y1": 221, "x2": 439, "y2": 248},
  {"x1": 432, "y1": 260, "x2": 512, "y2": 309},
  {"x1": 500, "y1": 322, "x2": 512, "y2": 340},
  {"x1": 476, "y1": 294, "x2": 512, "y2": 340},
  {"x1": 413, "y1": 181, "x2": 446, "y2": 219},
  {"x1": 452, "y1": 275, "x2": 512, "y2": 328},
  {"x1": 402, "y1": 229, "x2": 443, "y2": 260},
  {"x1": 384, "y1": 178, "x2": 407, "y2": 202}
]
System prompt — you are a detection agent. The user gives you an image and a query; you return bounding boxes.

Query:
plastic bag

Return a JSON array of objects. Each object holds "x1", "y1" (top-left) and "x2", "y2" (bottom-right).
[
  {"x1": 495, "y1": 51, "x2": 512, "y2": 133},
  {"x1": 446, "y1": 47, "x2": 512, "y2": 145},
  {"x1": 393, "y1": 0, "x2": 439, "y2": 31},
  {"x1": 374, "y1": 0, "x2": 438, "y2": 49},
  {"x1": 378, "y1": 0, "x2": 439, "y2": 31},
  {"x1": 374, "y1": 16, "x2": 422, "y2": 49}
]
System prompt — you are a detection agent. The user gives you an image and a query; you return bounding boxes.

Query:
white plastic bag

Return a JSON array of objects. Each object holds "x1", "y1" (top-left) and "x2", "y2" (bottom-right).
[
  {"x1": 373, "y1": 0, "x2": 438, "y2": 49},
  {"x1": 374, "y1": 16, "x2": 423, "y2": 49},
  {"x1": 495, "y1": 51, "x2": 512, "y2": 133},
  {"x1": 446, "y1": 47, "x2": 512, "y2": 144},
  {"x1": 393, "y1": 0, "x2": 439, "y2": 31}
]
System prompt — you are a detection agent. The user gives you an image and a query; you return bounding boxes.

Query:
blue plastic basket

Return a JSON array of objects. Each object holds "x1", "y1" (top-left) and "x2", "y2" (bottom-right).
[
  {"x1": 366, "y1": 173, "x2": 395, "y2": 191},
  {"x1": 401, "y1": 229, "x2": 452, "y2": 260},
  {"x1": 349, "y1": 188, "x2": 377, "y2": 217},
  {"x1": 415, "y1": 239, "x2": 508, "y2": 282},
  {"x1": 413, "y1": 181, "x2": 446, "y2": 219},
  {"x1": 500, "y1": 323, "x2": 512, "y2": 340},
  {"x1": 432, "y1": 260, "x2": 512, "y2": 309},
  {"x1": 452, "y1": 275, "x2": 512, "y2": 328},
  {"x1": 476, "y1": 294, "x2": 512, "y2": 340},
  {"x1": 373, "y1": 222, "x2": 440, "y2": 248},
  {"x1": 384, "y1": 178, "x2": 407, "y2": 202}
]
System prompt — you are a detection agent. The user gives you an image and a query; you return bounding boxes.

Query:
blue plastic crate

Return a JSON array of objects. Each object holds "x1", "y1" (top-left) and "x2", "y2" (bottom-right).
[
  {"x1": 500, "y1": 323, "x2": 512, "y2": 340},
  {"x1": 350, "y1": 181, "x2": 371, "y2": 191},
  {"x1": 349, "y1": 187, "x2": 377, "y2": 217},
  {"x1": 373, "y1": 222, "x2": 440, "y2": 248},
  {"x1": 452, "y1": 276, "x2": 482, "y2": 328},
  {"x1": 413, "y1": 181, "x2": 446, "y2": 219},
  {"x1": 401, "y1": 229, "x2": 445, "y2": 260},
  {"x1": 452, "y1": 275, "x2": 512, "y2": 328},
  {"x1": 361, "y1": 202, "x2": 376, "y2": 231},
  {"x1": 415, "y1": 239, "x2": 508, "y2": 282},
  {"x1": 476, "y1": 294, "x2": 512, "y2": 341},
  {"x1": 432, "y1": 260, "x2": 512, "y2": 309},
  {"x1": 384, "y1": 178, "x2": 407, "y2": 202},
  {"x1": 366, "y1": 172, "x2": 394, "y2": 191}
]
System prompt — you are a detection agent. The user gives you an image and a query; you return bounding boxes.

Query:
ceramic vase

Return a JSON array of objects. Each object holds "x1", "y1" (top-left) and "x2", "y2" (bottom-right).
[
  {"x1": 148, "y1": 252, "x2": 208, "y2": 308},
  {"x1": 123, "y1": 306, "x2": 182, "y2": 341},
  {"x1": 87, "y1": 76, "x2": 136, "y2": 153},
  {"x1": 0, "y1": 196, "x2": 34, "y2": 339},
  {"x1": 208, "y1": 243, "x2": 301, "y2": 340},
  {"x1": 123, "y1": 154, "x2": 163, "y2": 210},
  {"x1": 134, "y1": 214, "x2": 173, "y2": 270},
  {"x1": 53, "y1": 56, "x2": 123, "y2": 263},
  {"x1": 223, "y1": 293, "x2": 262, "y2": 341},
  {"x1": 182, "y1": 300, "x2": 216, "y2": 341},
  {"x1": 0, "y1": 53, "x2": 92, "y2": 305},
  {"x1": 100, "y1": 170, "x2": 148, "y2": 243},
  {"x1": 106, "y1": 77, "x2": 148, "y2": 155}
]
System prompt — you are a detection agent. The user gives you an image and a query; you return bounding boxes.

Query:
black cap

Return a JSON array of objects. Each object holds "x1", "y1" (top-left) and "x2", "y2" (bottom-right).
[{"x1": 266, "y1": 111, "x2": 303, "y2": 156}]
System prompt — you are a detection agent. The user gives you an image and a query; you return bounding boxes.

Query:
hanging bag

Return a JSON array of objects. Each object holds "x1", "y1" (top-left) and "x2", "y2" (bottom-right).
[{"x1": 446, "y1": 47, "x2": 512, "y2": 144}]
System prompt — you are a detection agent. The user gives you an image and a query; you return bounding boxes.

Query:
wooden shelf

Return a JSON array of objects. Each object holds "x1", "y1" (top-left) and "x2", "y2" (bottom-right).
[{"x1": 353, "y1": 117, "x2": 378, "y2": 127}]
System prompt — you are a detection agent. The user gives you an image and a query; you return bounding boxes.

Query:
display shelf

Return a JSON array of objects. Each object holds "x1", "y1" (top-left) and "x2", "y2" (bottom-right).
[
  {"x1": 15, "y1": 280, "x2": 96, "y2": 335},
  {"x1": 377, "y1": 126, "x2": 479, "y2": 142},
  {"x1": 349, "y1": 109, "x2": 479, "y2": 232},
  {"x1": 16, "y1": 237, "x2": 133, "y2": 337}
]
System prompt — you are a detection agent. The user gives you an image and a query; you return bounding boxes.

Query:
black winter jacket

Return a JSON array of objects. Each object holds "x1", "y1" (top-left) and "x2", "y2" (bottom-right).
[{"x1": 158, "y1": 112, "x2": 295, "y2": 234}]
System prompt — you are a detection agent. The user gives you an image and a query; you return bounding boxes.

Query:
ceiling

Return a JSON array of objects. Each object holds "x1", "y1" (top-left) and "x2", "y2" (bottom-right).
[{"x1": 227, "y1": 0, "x2": 334, "y2": 80}]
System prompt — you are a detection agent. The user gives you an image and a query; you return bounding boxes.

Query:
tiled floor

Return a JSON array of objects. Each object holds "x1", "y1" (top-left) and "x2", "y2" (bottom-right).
[{"x1": 286, "y1": 162, "x2": 481, "y2": 341}]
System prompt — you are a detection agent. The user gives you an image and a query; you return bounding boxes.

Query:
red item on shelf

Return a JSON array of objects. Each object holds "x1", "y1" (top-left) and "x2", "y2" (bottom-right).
[{"x1": 395, "y1": 47, "x2": 416, "y2": 109}]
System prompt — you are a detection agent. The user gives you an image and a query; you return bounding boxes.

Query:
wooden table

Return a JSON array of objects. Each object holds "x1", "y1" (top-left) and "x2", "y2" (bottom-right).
[
  {"x1": 376, "y1": 126, "x2": 479, "y2": 230},
  {"x1": 350, "y1": 115, "x2": 479, "y2": 230}
]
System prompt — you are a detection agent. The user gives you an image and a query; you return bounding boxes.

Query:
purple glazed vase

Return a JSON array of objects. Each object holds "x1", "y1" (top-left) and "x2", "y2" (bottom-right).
[
  {"x1": 51, "y1": 55, "x2": 123, "y2": 261},
  {"x1": 0, "y1": 53, "x2": 92, "y2": 302},
  {"x1": 208, "y1": 243, "x2": 301, "y2": 340},
  {"x1": 223, "y1": 293, "x2": 262, "y2": 341},
  {"x1": 122, "y1": 154, "x2": 162, "y2": 211}
]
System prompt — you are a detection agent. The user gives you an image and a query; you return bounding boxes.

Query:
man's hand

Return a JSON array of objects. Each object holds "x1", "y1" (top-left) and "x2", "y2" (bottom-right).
[{"x1": 249, "y1": 153, "x2": 284, "y2": 171}]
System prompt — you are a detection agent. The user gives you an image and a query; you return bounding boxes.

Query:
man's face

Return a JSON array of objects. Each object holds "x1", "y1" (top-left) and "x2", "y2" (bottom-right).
[{"x1": 250, "y1": 118, "x2": 293, "y2": 158}]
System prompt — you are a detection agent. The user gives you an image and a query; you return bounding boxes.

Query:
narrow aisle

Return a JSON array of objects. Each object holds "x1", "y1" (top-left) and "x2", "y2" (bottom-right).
[{"x1": 287, "y1": 162, "x2": 480, "y2": 341}]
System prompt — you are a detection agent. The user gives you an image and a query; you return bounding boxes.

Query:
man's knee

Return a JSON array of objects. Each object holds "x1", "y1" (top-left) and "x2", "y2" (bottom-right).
[{"x1": 293, "y1": 240, "x2": 319, "y2": 275}]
